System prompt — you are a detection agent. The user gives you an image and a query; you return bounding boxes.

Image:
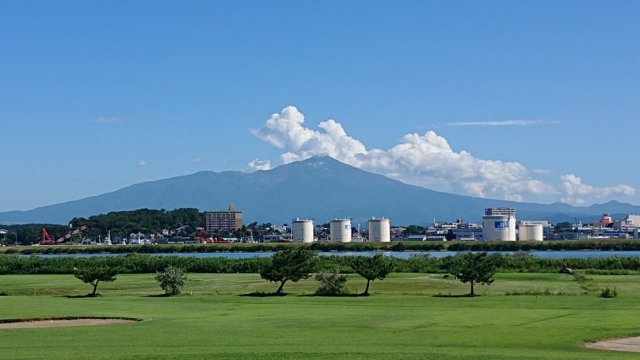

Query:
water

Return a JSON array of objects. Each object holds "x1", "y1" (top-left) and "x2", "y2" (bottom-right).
[{"x1": 15, "y1": 250, "x2": 640, "y2": 259}]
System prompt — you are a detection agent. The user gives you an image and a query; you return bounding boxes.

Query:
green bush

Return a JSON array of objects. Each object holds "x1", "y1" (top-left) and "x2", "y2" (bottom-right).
[
  {"x1": 600, "y1": 287, "x2": 618, "y2": 298},
  {"x1": 315, "y1": 269, "x2": 348, "y2": 296},
  {"x1": 155, "y1": 265, "x2": 188, "y2": 296}
]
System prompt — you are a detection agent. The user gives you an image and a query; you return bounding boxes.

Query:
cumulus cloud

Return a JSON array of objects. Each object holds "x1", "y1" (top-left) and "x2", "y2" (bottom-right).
[
  {"x1": 137, "y1": 160, "x2": 147, "y2": 167},
  {"x1": 246, "y1": 159, "x2": 272, "y2": 171},
  {"x1": 559, "y1": 174, "x2": 635, "y2": 205},
  {"x1": 92, "y1": 117, "x2": 123, "y2": 123},
  {"x1": 445, "y1": 120, "x2": 559, "y2": 126},
  {"x1": 249, "y1": 106, "x2": 634, "y2": 205}
]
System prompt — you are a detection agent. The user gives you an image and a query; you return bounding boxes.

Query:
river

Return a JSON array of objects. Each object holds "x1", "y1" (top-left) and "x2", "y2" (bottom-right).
[{"x1": 15, "y1": 250, "x2": 640, "y2": 259}]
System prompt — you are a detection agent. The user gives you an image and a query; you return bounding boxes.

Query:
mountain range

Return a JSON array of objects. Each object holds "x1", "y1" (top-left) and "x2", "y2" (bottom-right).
[{"x1": 1, "y1": 156, "x2": 639, "y2": 226}]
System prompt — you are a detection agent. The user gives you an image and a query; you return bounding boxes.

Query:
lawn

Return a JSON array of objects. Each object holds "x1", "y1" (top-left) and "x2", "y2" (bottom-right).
[{"x1": 1, "y1": 273, "x2": 639, "y2": 359}]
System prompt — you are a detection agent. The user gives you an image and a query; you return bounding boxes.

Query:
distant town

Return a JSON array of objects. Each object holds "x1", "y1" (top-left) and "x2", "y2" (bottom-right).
[{"x1": 1, "y1": 203, "x2": 639, "y2": 246}]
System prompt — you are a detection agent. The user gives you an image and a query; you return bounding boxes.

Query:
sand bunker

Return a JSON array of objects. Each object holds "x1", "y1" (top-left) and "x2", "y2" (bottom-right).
[
  {"x1": 586, "y1": 336, "x2": 640, "y2": 353},
  {"x1": 0, "y1": 318, "x2": 137, "y2": 329}
]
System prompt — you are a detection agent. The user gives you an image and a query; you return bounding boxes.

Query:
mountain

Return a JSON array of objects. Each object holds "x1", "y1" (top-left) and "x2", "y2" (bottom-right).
[{"x1": 1, "y1": 156, "x2": 639, "y2": 225}]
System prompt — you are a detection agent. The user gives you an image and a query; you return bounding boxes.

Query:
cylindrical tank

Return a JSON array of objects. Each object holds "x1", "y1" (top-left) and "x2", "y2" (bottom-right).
[
  {"x1": 368, "y1": 217, "x2": 391, "y2": 242},
  {"x1": 518, "y1": 223, "x2": 543, "y2": 241},
  {"x1": 482, "y1": 215, "x2": 516, "y2": 241},
  {"x1": 330, "y1": 219, "x2": 352, "y2": 243},
  {"x1": 292, "y1": 219, "x2": 314, "y2": 243}
]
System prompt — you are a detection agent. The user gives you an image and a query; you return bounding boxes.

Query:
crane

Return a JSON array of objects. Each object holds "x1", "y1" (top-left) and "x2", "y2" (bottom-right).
[{"x1": 39, "y1": 224, "x2": 93, "y2": 245}]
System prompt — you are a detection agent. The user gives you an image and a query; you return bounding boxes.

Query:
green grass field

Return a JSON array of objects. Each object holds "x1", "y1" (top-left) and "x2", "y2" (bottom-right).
[{"x1": 1, "y1": 273, "x2": 640, "y2": 359}]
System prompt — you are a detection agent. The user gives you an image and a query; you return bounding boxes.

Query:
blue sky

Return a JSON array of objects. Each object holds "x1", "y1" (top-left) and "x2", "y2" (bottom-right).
[{"x1": 1, "y1": 1, "x2": 639, "y2": 212}]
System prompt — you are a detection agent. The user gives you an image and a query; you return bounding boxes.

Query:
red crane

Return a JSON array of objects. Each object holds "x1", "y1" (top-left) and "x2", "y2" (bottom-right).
[
  {"x1": 39, "y1": 224, "x2": 93, "y2": 245},
  {"x1": 40, "y1": 228, "x2": 56, "y2": 245}
]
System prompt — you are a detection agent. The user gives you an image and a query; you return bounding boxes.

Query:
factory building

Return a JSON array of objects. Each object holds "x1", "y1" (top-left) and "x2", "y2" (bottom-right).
[
  {"x1": 204, "y1": 204, "x2": 243, "y2": 232},
  {"x1": 330, "y1": 219, "x2": 352, "y2": 243},
  {"x1": 368, "y1": 217, "x2": 391, "y2": 242},
  {"x1": 292, "y1": 219, "x2": 314, "y2": 243},
  {"x1": 614, "y1": 215, "x2": 640, "y2": 232},
  {"x1": 518, "y1": 222, "x2": 544, "y2": 241},
  {"x1": 483, "y1": 207, "x2": 516, "y2": 241}
]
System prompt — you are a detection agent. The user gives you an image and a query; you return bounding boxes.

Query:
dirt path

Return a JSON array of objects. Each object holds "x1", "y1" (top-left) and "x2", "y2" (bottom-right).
[
  {"x1": 586, "y1": 337, "x2": 640, "y2": 353},
  {"x1": 0, "y1": 319, "x2": 136, "y2": 329}
]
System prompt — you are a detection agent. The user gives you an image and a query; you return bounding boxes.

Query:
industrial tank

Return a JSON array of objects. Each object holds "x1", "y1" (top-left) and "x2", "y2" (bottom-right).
[
  {"x1": 368, "y1": 217, "x2": 391, "y2": 242},
  {"x1": 482, "y1": 215, "x2": 516, "y2": 241},
  {"x1": 292, "y1": 219, "x2": 314, "y2": 243},
  {"x1": 518, "y1": 223, "x2": 543, "y2": 241},
  {"x1": 330, "y1": 219, "x2": 352, "y2": 243}
]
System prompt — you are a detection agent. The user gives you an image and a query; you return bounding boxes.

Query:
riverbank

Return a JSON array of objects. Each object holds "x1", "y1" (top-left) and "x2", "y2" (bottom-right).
[{"x1": 2, "y1": 239, "x2": 640, "y2": 255}]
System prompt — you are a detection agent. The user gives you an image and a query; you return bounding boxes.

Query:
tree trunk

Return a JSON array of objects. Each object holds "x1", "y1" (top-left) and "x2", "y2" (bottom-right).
[
  {"x1": 276, "y1": 280, "x2": 287, "y2": 294},
  {"x1": 91, "y1": 280, "x2": 100, "y2": 296},
  {"x1": 364, "y1": 279, "x2": 370, "y2": 295},
  {"x1": 470, "y1": 280, "x2": 474, "y2": 297}
]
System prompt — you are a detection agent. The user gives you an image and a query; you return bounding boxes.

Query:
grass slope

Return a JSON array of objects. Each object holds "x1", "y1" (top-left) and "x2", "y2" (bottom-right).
[{"x1": 1, "y1": 273, "x2": 640, "y2": 359}]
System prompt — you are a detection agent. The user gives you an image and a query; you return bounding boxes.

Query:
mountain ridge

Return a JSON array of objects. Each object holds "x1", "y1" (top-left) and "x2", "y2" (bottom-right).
[{"x1": 1, "y1": 156, "x2": 638, "y2": 225}]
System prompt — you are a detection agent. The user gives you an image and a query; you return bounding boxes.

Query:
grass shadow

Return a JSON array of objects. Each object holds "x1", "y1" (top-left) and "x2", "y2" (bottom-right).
[
  {"x1": 143, "y1": 294, "x2": 172, "y2": 298},
  {"x1": 238, "y1": 292, "x2": 289, "y2": 297},
  {"x1": 299, "y1": 293, "x2": 369, "y2": 298},
  {"x1": 63, "y1": 294, "x2": 101, "y2": 298},
  {"x1": 432, "y1": 293, "x2": 476, "y2": 298}
]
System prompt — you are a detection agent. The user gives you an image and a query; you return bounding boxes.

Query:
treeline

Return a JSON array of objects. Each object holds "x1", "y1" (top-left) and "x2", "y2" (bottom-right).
[
  {"x1": 0, "y1": 208, "x2": 206, "y2": 245},
  {"x1": 4, "y1": 239, "x2": 640, "y2": 255},
  {"x1": 3, "y1": 253, "x2": 640, "y2": 275},
  {"x1": 76, "y1": 208, "x2": 205, "y2": 239}
]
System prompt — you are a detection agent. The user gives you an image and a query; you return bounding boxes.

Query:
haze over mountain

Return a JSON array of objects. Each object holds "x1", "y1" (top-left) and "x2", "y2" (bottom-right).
[{"x1": 1, "y1": 156, "x2": 638, "y2": 226}]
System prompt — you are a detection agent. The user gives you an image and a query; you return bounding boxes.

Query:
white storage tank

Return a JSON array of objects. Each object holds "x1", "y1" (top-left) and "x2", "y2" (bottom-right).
[
  {"x1": 368, "y1": 217, "x2": 391, "y2": 242},
  {"x1": 518, "y1": 223, "x2": 543, "y2": 241},
  {"x1": 292, "y1": 219, "x2": 314, "y2": 243},
  {"x1": 482, "y1": 215, "x2": 516, "y2": 241},
  {"x1": 330, "y1": 219, "x2": 352, "y2": 243}
]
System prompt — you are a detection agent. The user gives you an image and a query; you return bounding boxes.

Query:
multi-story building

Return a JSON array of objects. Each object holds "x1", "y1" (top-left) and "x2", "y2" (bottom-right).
[
  {"x1": 205, "y1": 204, "x2": 243, "y2": 232},
  {"x1": 485, "y1": 207, "x2": 516, "y2": 217}
]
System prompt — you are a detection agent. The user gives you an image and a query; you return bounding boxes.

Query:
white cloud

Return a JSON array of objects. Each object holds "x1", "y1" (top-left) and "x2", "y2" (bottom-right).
[
  {"x1": 445, "y1": 120, "x2": 559, "y2": 126},
  {"x1": 92, "y1": 117, "x2": 123, "y2": 123},
  {"x1": 137, "y1": 160, "x2": 147, "y2": 167},
  {"x1": 245, "y1": 159, "x2": 272, "y2": 172},
  {"x1": 559, "y1": 174, "x2": 635, "y2": 206},
  {"x1": 250, "y1": 106, "x2": 635, "y2": 205},
  {"x1": 194, "y1": 158, "x2": 202, "y2": 163},
  {"x1": 533, "y1": 169, "x2": 551, "y2": 175}
]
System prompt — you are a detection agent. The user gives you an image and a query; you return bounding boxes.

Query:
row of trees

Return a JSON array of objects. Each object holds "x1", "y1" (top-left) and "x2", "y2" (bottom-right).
[
  {"x1": 4, "y1": 252, "x2": 640, "y2": 275},
  {"x1": 73, "y1": 265, "x2": 188, "y2": 296},
  {"x1": 259, "y1": 248, "x2": 494, "y2": 296}
]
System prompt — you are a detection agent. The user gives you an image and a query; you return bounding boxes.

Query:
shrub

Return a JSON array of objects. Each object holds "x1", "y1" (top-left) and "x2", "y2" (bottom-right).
[
  {"x1": 600, "y1": 287, "x2": 618, "y2": 298},
  {"x1": 0, "y1": 290, "x2": 8, "y2": 296},
  {"x1": 315, "y1": 269, "x2": 348, "y2": 296},
  {"x1": 155, "y1": 265, "x2": 188, "y2": 296}
]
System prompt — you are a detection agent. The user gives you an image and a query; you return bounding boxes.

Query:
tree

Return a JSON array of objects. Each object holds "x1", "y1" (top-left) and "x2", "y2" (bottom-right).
[
  {"x1": 260, "y1": 247, "x2": 317, "y2": 294},
  {"x1": 448, "y1": 252, "x2": 497, "y2": 296},
  {"x1": 155, "y1": 266, "x2": 188, "y2": 296},
  {"x1": 315, "y1": 269, "x2": 348, "y2": 295},
  {"x1": 73, "y1": 266, "x2": 118, "y2": 296},
  {"x1": 350, "y1": 254, "x2": 395, "y2": 295}
]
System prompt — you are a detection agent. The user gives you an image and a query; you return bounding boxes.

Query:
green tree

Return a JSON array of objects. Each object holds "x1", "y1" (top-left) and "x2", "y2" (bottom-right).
[
  {"x1": 73, "y1": 266, "x2": 118, "y2": 296},
  {"x1": 260, "y1": 248, "x2": 317, "y2": 294},
  {"x1": 448, "y1": 252, "x2": 497, "y2": 296},
  {"x1": 350, "y1": 254, "x2": 395, "y2": 295},
  {"x1": 155, "y1": 265, "x2": 188, "y2": 296},
  {"x1": 315, "y1": 269, "x2": 348, "y2": 295},
  {"x1": 554, "y1": 222, "x2": 572, "y2": 232}
]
